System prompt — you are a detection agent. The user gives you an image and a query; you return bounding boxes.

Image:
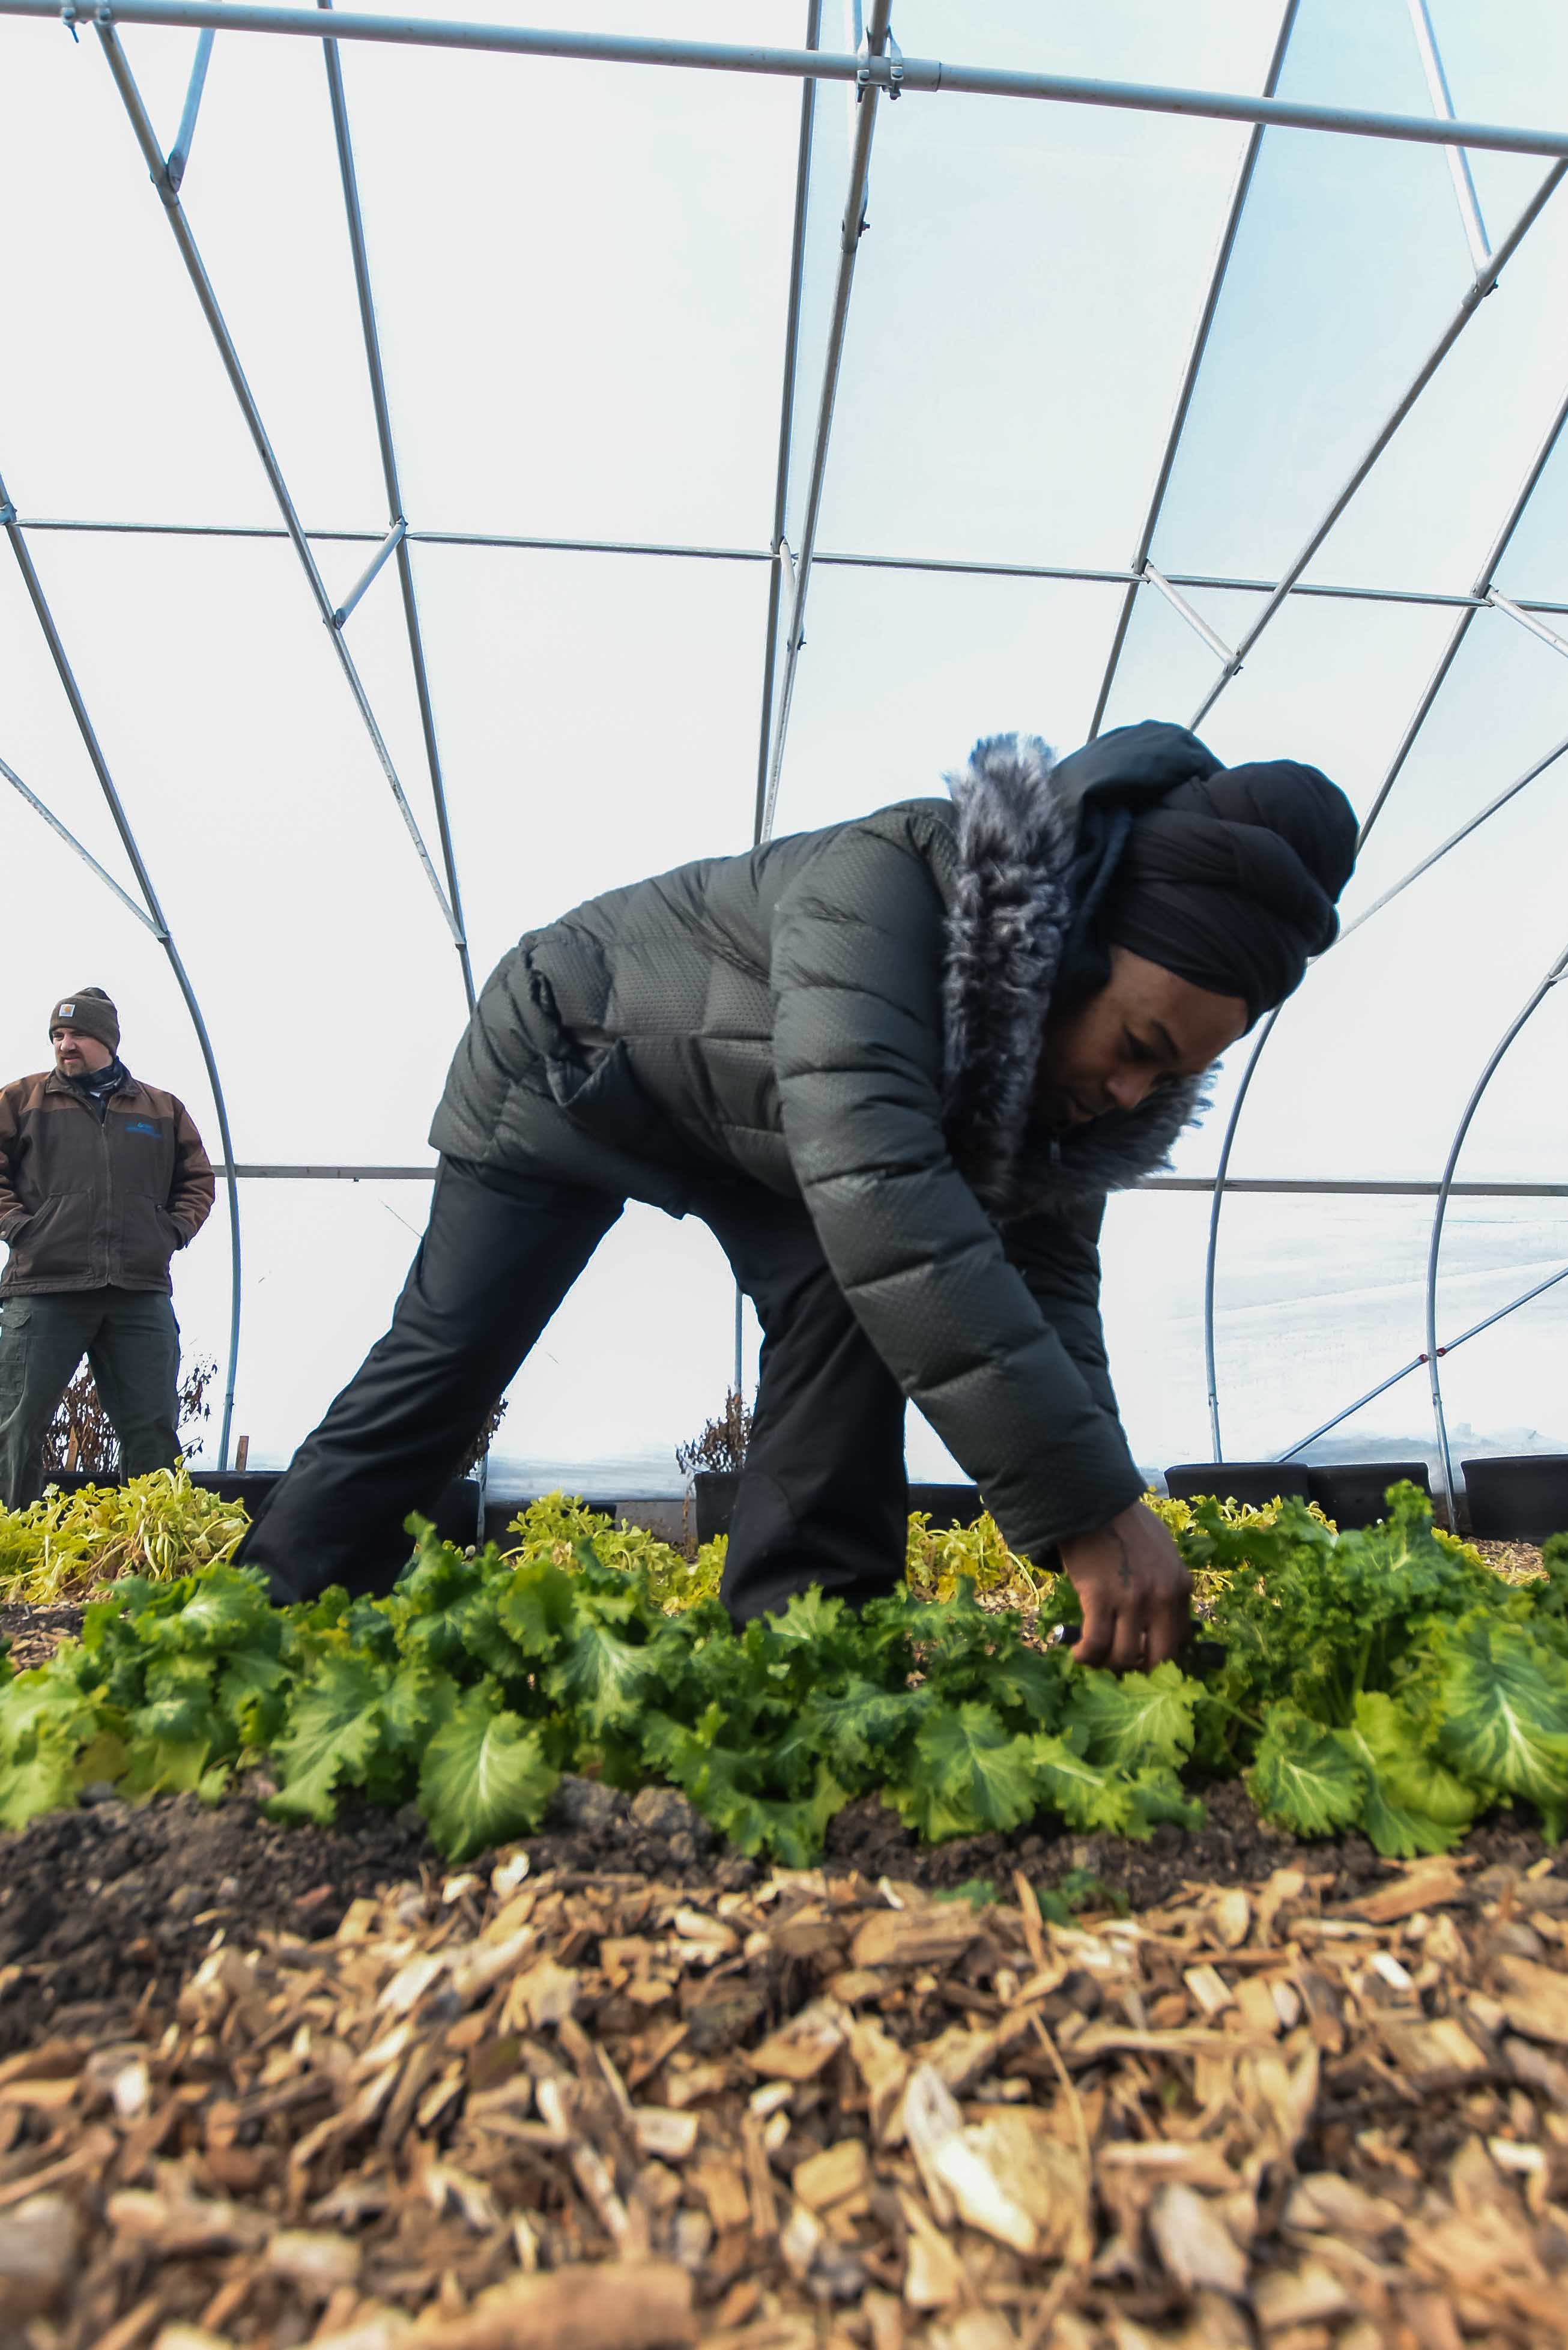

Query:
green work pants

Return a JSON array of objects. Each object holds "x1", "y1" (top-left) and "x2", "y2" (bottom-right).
[{"x1": 0, "y1": 1287, "x2": 181, "y2": 1509}]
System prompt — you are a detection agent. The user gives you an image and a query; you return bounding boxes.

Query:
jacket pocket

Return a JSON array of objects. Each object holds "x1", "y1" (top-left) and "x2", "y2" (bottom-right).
[
  {"x1": 118, "y1": 1193, "x2": 179, "y2": 1286},
  {"x1": 8, "y1": 1193, "x2": 89, "y2": 1285}
]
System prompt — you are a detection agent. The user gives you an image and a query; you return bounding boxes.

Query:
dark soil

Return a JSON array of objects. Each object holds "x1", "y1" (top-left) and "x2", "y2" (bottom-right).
[{"x1": 3, "y1": 1766, "x2": 1562, "y2": 2062}]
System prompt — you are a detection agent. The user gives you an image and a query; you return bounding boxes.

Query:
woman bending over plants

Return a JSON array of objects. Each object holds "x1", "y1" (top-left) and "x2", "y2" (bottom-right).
[{"x1": 237, "y1": 721, "x2": 1355, "y2": 1671}]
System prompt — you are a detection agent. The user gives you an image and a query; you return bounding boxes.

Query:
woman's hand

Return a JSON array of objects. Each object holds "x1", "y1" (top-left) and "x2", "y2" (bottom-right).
[{"x1": 1058, "y1": 1500, "x2": 1192, "y2": 1673}]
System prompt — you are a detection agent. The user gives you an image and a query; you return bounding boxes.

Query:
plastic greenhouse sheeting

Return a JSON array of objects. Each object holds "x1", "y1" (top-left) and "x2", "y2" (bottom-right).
[{"x1": 1, "y1": 0, "x2": 1564, "y2": 1506}]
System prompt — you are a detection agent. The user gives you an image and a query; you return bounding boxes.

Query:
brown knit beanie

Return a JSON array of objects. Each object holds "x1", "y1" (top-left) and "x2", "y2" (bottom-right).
[{"x1": 49, "y1": 988, "x2": 120, "y2": 1054}]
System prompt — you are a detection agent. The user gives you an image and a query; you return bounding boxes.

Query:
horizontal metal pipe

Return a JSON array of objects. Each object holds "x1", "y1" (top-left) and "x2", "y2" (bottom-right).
[
  {"x1": 1141, "y1": 1176, "x2": 1568, "y2": 1198},
  {"x1": 204, "y1": 1164, "x2": 1568, "y2": 1196},
  {"x1": 18, "y1": 0, "x2": 1568, "y2": 159},
  {"x1": 219, "y1": 1163, "x2": 438, "y2": 1179},
  {"x1": 12, "y1": 517, "x2": 773, "y2": 560},
  {"x1": 16, "y1": 515, "x2": 1568, "y2": 620},
  {"x1": 24, "y1": 514, "x2": 1568, "y2": 625}
]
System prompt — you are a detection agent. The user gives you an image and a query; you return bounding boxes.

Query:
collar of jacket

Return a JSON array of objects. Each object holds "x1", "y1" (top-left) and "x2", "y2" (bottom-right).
[
  {"x1": 939, "y1": 733, "x2": 1208, "y2": 1221},
  {"x1": 45, "y1": 1062, "x2": 135, "y2": 1105}
]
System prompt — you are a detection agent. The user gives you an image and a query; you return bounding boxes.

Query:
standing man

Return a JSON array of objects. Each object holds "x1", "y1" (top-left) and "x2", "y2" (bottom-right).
[
  {"x1": 0, "y1": 989, "x2": 214, "y2": 1507},
  {"x1": 237, "y1": 719, "x2": 1357, "y2": 1668}
]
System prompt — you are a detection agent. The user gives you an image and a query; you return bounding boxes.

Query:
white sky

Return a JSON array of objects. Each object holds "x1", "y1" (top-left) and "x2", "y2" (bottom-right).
[{"x1": 1, "y1": 0, "x2": 1565, "y2": 1490}]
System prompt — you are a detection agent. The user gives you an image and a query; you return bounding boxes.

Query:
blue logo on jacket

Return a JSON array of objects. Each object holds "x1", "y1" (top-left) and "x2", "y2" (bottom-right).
[{"x1": 124, "y1": 1119, "x2": 161, "y2": 1137}]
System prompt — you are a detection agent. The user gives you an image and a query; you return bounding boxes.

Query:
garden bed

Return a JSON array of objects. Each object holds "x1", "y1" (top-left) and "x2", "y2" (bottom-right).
[
  {"x1": 7, "y1": 1486, "x2": 1568, "y2": 2343},
  {"x1": 4, "y1": 1819, "x2": 1568, "y2": 2348},
  {"x1": 1, "y1": 1763, "x2": 1563, "y2": 2064}
]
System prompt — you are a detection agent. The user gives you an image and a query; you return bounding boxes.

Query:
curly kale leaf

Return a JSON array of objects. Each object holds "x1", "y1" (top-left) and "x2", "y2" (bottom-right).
[
  {"x1": 546, "y1": 1608, "x2": 691, "y2": 1744},
  {"x1": 1339, "y1": 1689, "x2": 1477, "y2": 1858},
  {"x1": 265, "y1": 1650, "x2": 402, "y2": 1826},
  {"x1": 640, "y1": 1704, "x2": 845, "y2": 1862},
  {"x1": 0, "y1": 1664, "x2": 112, "y2": 1831},
  {"x1": 1247, "y1": 1704, "x2": 1367, "y2": 1838},
  {"x1": 888, "y1": 1703, "x2": 1044, "y2": 1843},
  {"x1": 418, "y1": 1686, "x2": 557, "y2": 1861},
  {"x1": 1124, "y1": 1764, "x2": 1206, "y2": 1837},
  {"x1": 1423, "y1": 1613, "x2": 1568, "y2": 1834},
  {"x1": 796, "y1": 1673, "x2": 932, "y2": 1779},
  {"x1": 1206, "y1": 1480, "x2": 1504, "y2": 1726},
  {"x1": 1061, "y1": 1660, "x2": 1199, "y2": 1770},
  {"x1": 1025, "y1": 1732, "x2": 1138, "y2": 1837}
]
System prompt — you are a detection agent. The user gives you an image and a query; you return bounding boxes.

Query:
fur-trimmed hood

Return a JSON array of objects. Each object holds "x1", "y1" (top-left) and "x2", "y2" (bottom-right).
[{"x1": 941, "y1": 733, "x2": 1208, "y2": 1221}]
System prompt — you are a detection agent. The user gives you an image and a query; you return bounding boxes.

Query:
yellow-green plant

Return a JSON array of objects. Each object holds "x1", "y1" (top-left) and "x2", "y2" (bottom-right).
[
  {"x1": 503, "y1": 1493, "x2": 727, "y2": 1613},
  {"x1": 0, "y1": 1464, "x2": 249, "y2": 1605},
  {"x1": 1145, "y1": 1488, "x2": 1334, "y2": 1539},
  {"x1": 0, "y1": 1467, "x2": 1516, "y2": 1627},
  {"x1": 903, "y1": 1510, "x2": 1044, "y2": 1606}
]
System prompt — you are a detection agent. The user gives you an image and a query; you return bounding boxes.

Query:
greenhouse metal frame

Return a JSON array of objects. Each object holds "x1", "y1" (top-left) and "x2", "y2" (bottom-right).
[{"x1": 2, "y1": 0, "x2": 1565, "y2": 1522}]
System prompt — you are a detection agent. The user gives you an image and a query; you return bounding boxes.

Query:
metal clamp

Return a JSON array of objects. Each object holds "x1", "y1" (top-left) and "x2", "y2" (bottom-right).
[
  {"x1": 856, "y1": 26, "x2": 903, "y2": 100},
  {"x1": 0, "y1": 501, "x2": 16, "y2": 528}
]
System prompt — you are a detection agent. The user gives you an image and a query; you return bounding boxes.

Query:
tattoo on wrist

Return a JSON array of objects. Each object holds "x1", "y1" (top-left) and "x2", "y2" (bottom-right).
[{"x1": 1115, "y1": 1531, "x2": 1132, "y2": 1588}]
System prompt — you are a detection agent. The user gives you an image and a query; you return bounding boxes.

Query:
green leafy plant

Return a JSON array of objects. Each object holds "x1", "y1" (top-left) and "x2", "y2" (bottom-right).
[{"x1": 2, "y1": 1480, "x2": 1565, "y2": 1870}]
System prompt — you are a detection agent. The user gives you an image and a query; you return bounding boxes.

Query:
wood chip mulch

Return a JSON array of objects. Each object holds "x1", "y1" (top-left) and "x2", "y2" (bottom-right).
[{"x1": 5, "y1": 1844, "x2": 1568, "y2": 2350}]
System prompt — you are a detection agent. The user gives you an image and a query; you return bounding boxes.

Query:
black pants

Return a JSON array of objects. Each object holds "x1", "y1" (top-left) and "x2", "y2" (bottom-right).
[
  {"x1": 236, "y1": 1159, "x2": 908, "y2": 1619},
  {"x1": 0, "y1": 1287, "x2": 181, "y2": 1509}
]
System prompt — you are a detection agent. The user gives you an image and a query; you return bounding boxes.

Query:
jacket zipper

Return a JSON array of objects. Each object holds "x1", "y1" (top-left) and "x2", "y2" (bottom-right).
[
  {"x1": 91, "y1": 1091, "x2": 112, "y2": 1288},
  {"x1": 60, "y1": 1081, "x2": 117, "y2": 1286}
]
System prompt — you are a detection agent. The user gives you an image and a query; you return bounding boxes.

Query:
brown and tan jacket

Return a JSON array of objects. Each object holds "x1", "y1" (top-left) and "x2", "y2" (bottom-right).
[{"x1": 0, "y1": 1069, "x2": 215, "y2": 1296}]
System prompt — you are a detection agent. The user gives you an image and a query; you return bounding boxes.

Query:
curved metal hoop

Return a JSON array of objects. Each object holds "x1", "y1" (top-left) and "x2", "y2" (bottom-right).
[
  {"x1": 1425, "y1": 940, "x2": 1568, "y2": 1524},
  {"x1": 1, "y1": 479, "x2": 245, "y2": 1468},
  {"x1": 1201, "y1": 366, "x2": 1568, "y2": 1459}
]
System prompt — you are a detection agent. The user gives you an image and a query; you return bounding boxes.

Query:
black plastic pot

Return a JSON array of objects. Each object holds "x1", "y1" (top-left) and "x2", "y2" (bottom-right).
[
  {"x1": 909, "y1": 1481, "x2": 985, "y2": 1526},
  {"x1": 1306, "y1": 1460, "x2": 1430, "y2": 1530},
  {"x1": 189, "y1": 1470, "x2": 283, "y2": 1512},
  {"x1": 1163, "y1": 1461, "x2": 1312, "y2": 1509},
  {"x1": 612, "y1": 1498, "x2": 692, "y2": 1547},
  {"x1": 690, "y1": 1473, "x2": 739, "y2": 1545},
  {"x1": 691, "y1": 1472, "x2": 984, "y2": 1546},
  {"x1": 1461, "y1": 1455, "x2": 1568, "y2": 1545},
  {"x1": 34, "y1": 1468, "x2": 121, "y2": 1498},
  {"x1": 186, "y1": 1469, "x2": 482, "y2": 1549}
]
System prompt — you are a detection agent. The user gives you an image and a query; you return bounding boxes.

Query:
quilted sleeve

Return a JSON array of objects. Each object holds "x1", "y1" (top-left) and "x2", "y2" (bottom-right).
[
  {"x1": 1002, "y1": 1195, "x2": 1121, "y2": 1426},
  {"x1": 770, "y1": 825, "x2": 1143, "y2": 1559}
]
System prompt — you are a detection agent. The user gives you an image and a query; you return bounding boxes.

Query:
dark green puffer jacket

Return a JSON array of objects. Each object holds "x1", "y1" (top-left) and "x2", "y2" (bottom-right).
[{"x1": 432, "y1": 727, "x2": 1217, "y2": 1563}]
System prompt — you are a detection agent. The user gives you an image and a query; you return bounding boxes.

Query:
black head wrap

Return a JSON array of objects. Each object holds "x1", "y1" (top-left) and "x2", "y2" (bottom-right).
[{"x1": 1050, "y1": 724, "x2": 1358, "y2": 1029}]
